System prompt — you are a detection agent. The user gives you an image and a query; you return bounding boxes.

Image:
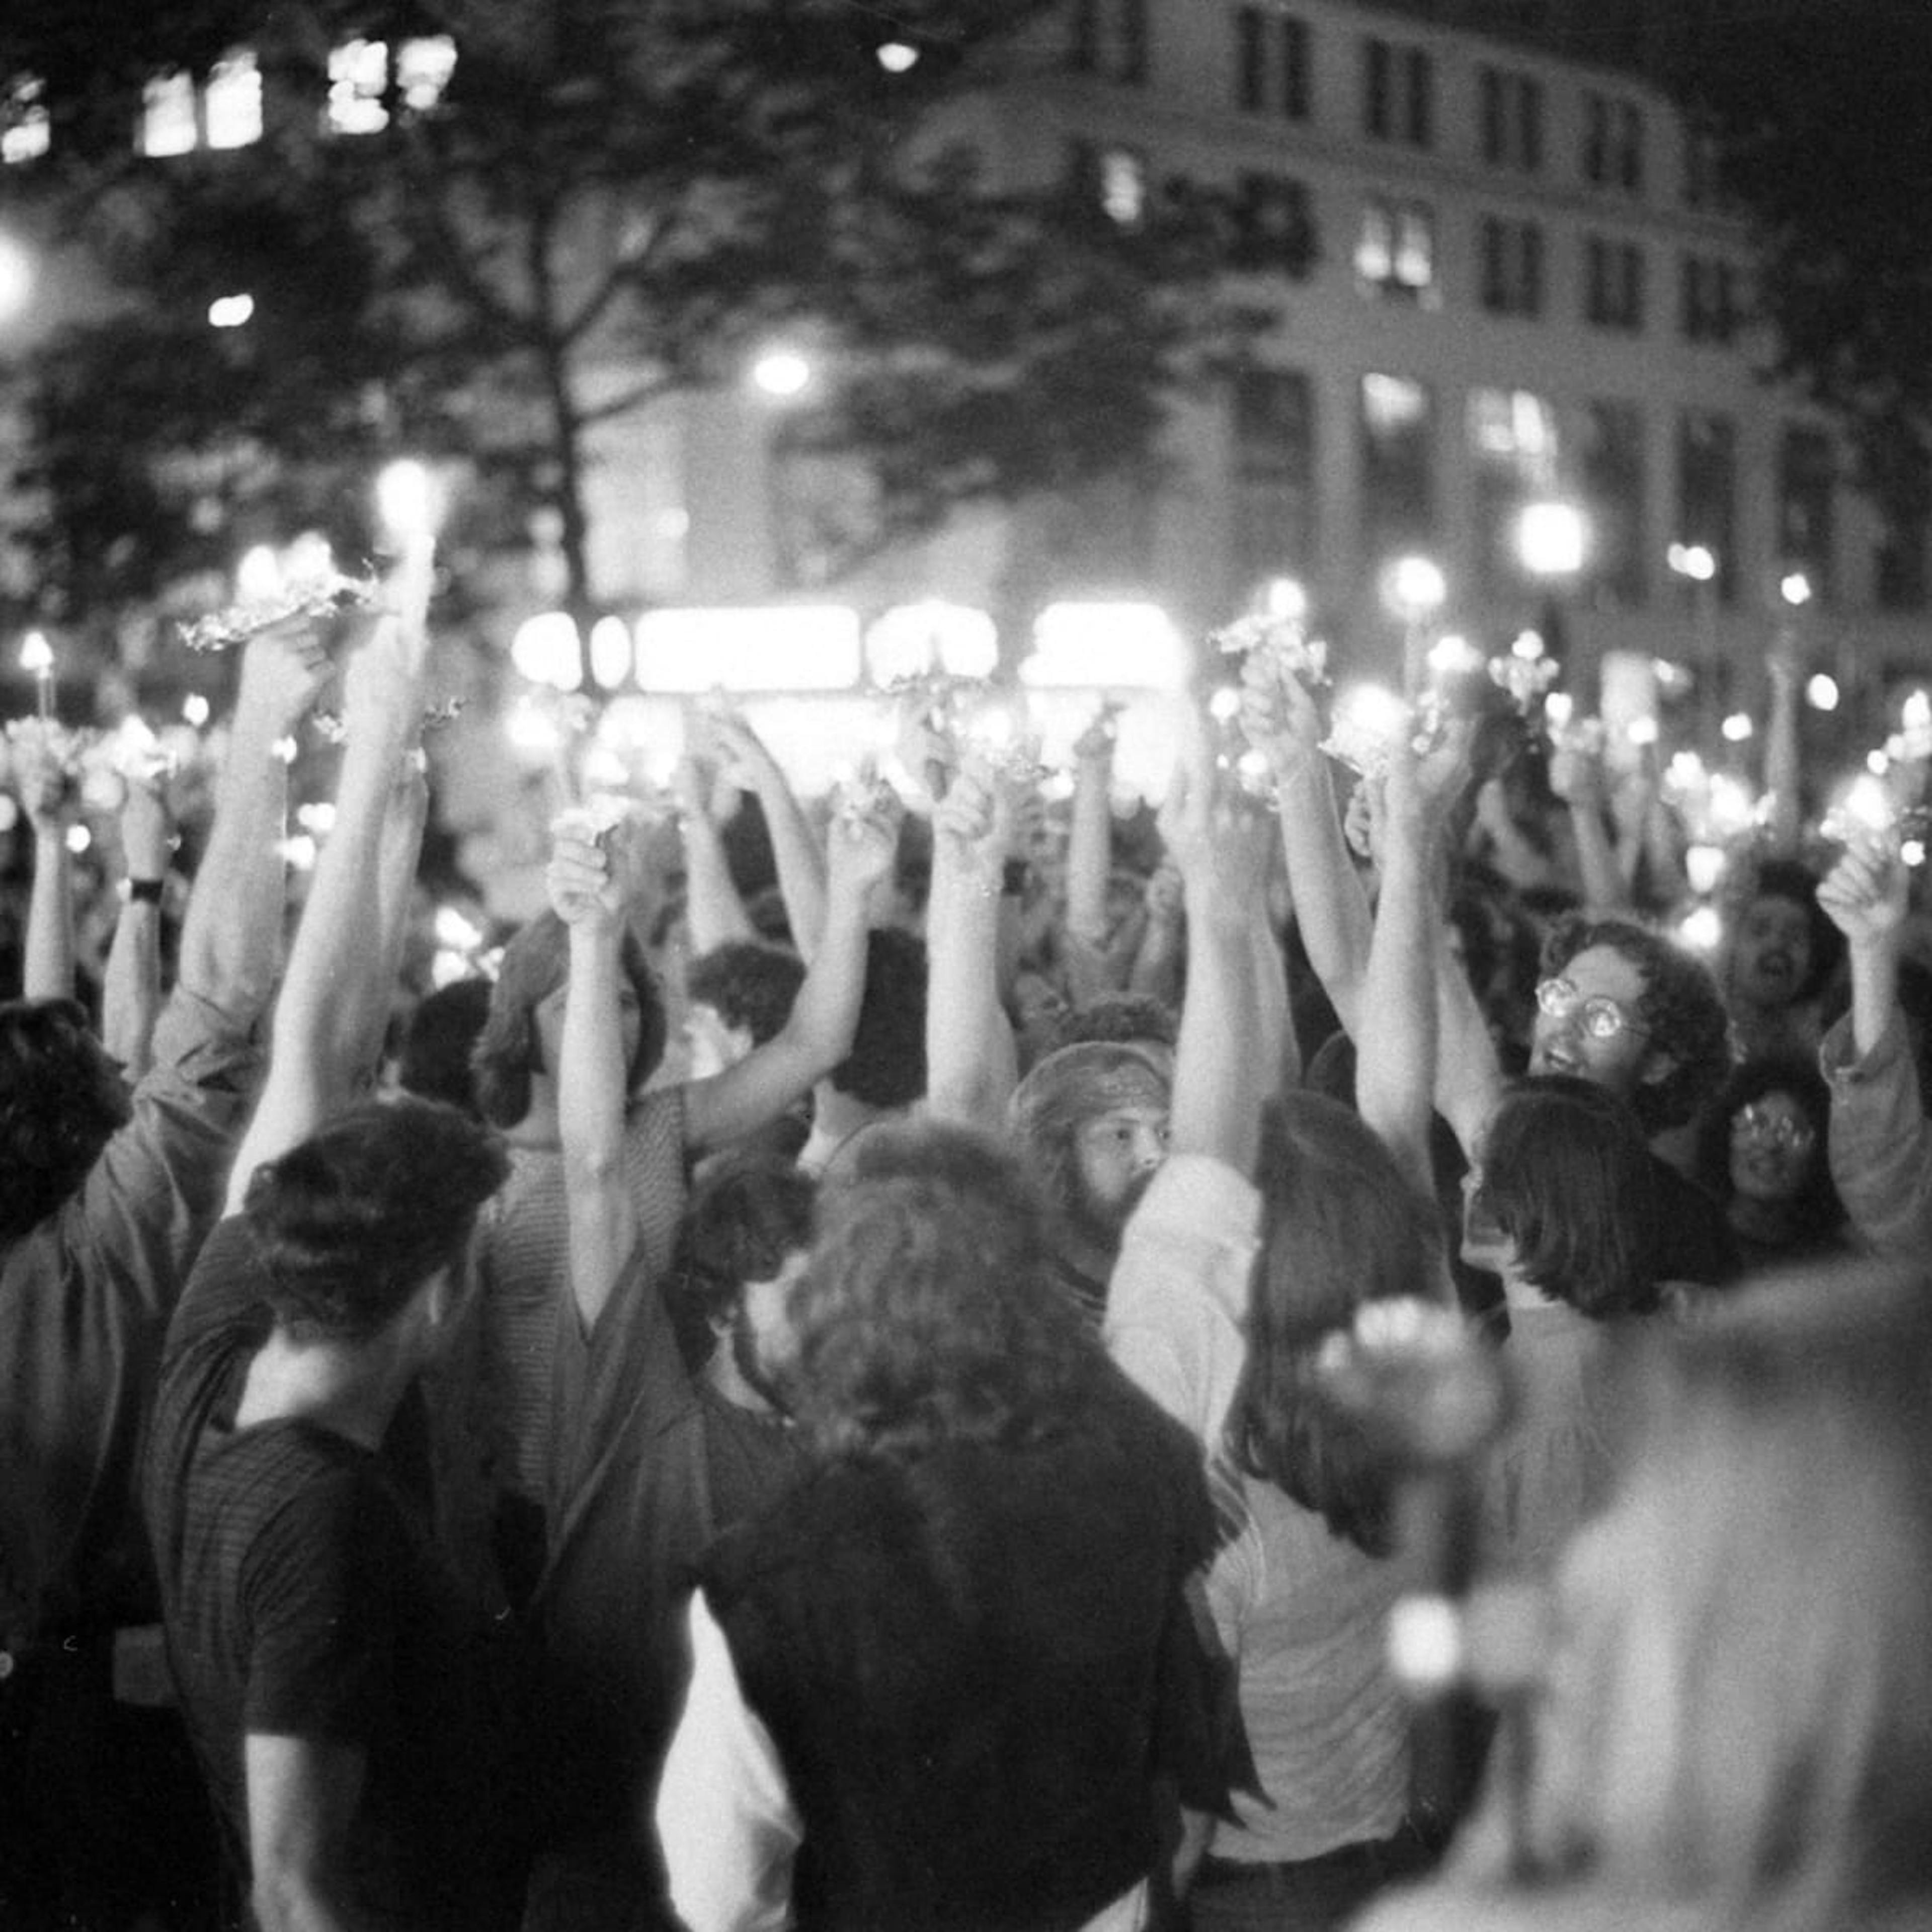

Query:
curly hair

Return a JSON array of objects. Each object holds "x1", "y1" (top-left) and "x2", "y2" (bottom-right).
[
  {"x1": 827, "y1": 927, "x2": 927, "y2": 1109},
  {"x1": 1476, "y1": 1076, "x2": 1660, "y2": 1319},
  {"x1": 1737, "y1": 856, "x2": 1846, "y2": 1006},
  {"x1": 470, "y1": 910, "x2": 665, "y2": 1129},
  {"x1": 1693, "y1": 1054, "x2": 1845, "y2": 1244},
  {"x1": 684, "y1": 941, "x2": 806, "y2": 1048},
  {"x1": 1543, "y1": 914, "x2": 1731, "y2": 1132},
  {"x1": 663, "y1": 1154, "x2": 819, "y2": 1370},
  {"x1": 1232, "y1": 1093, "x2": 1449, "y2": 1557},
  {"x1": 786, "y1": 1126, "x2": 1106, "y2": 1464},
  {"x1": 395, "y1": 978, "x2": 492, "y2": 1118},
  {"x1": 244, "y1": 1098, "x2": 508, "y2": 1344},
  {"x1": 1043, "y1": 993, "x2": 1180, "y2": 1056},
  {"x1": 0, "y1": 998, "x2": 133, "y2": 1241}
]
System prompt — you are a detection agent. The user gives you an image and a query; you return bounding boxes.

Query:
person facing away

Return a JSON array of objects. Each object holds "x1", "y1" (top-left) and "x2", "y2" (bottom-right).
[{"x1": 656, "y1": 1122, "x2": 1228, "y2": 1932}]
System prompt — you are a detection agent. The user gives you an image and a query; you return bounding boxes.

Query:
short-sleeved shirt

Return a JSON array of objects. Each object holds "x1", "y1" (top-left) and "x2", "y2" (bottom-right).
[
  {"x1": 2, "y1": 986, "x2": 260, "y2": 1652},
  {"x1": 143, "y1": 1217, "x2": 514, "y2": 1925}
]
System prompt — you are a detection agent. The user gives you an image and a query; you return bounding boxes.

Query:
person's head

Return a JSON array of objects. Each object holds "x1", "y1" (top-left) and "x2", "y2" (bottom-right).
[
  {"x1": 1465, "y1": 1076, "x2": 1659, "y2": 1318},
  {"x1": 785, "y1": 1123, "x2": 1103, "y2": 1463},
  {"x1": 1534, "y1": 916, "x2": 1731, "y2": 1134},
  {"x1": 0, "y1": 997, "x2": 133, "y2": 1241},
  {"x1": 470, "y1": 910, "x2": 665, "y2": 1128},
  {"x1": 1007, "y1": 1040, "x2": 1171, "y2": 1253},
  {"x1": 1232, "y1": 1092, "x2": 1448, "y2": 1556},
  {"x1": 1535, "y1": 1263, "x2": 1932, "y2": 1919},
  {"x1": 1728, "y1": 857, "x2": 1843, "y2": 1014},
  {"x1": 243, "y1": 1098, "x2": 508, "y2": 1346},
  {"x1": 662, "y1": 1155, "x2": 818, "y2": 1401},
  {"x1": 826, "y1": 927, "x2": 927, "y2": 1110},
  {"x1": 393, "y1": 978, "x2": 493, "y2": 1118},
  {"x1": 1042, "y1": 992, "x2": 1180, "y2": 1058},
  {"x1": 681, "y1": 941, "x2": 806, "y2": 1079},
  {"x1": 1695, "y1": 1055, "x2": 1842, "y2": 1234}
]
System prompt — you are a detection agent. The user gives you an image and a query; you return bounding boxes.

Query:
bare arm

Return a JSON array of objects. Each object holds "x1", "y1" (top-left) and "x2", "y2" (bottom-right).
[
  {"x1": 1762, "y1": 636, "x2": 1803, "y2": 855},
  {"x1": 100, "y1": 776, "x2": 173, "y2": 1079},
  {"x1": 224, "y1": 614, "x2": 428, "y2": 1211},
  {"x1": 245, "y1": 1734, "x2": 370, "y2": 1932},
  {"x1": 924, "y1": 755, "x2": 1020, "y2": 1132},
  {"x1": 550, "y1": 821, "x2": 644, "y2": 1331},
  {"x1": 1065, "y1": 713, "x2": 1115, "y2": 953},
  {"x1": 681, "y1": 796, "x2": 900, "y2": 1154},
  {"x1": 20, "y1": 739, "x2": 75, "y2": 1001},
  {"x1": 710, "y1": 711, "x2": 827, "y2": 961},
  {"x1": 673, "y1": 753, "x2": 758, "y2": 953},
  {"x1": 1549, "y1": 738, "x2": 1630, "y2": 916}
]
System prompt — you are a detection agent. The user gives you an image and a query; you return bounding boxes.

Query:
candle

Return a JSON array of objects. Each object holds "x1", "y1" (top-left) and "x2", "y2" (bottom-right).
[{"x1": 19, "y1": 630, "x2": 53, "y2": 719}]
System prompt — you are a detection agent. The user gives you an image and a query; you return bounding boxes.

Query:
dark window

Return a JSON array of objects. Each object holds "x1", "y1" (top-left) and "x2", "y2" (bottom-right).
[
  {"x1": 1235, "y1": 6, "x2": 1310, "y2": 118},
  {"x1": 1478, "y1": 64, "x2": 1541, "y2": 170},
  {"x1": 1583, "y1": 90, "x2": 1644, "y2": 192},
  {"x1": 1581, "y1": 399, "x2": 1648, "y2": 605},
  {"x1": 1232, "y1": 173, "x2": 1316, "y2": 276},
  {"x1": 1232, "y1": 368, "x2": 1318, "y2": 586},
  {"x1": 1680, "y1": 255, "x2": 1743, "y2": 344},
  {"x1": 1359, "y1": 372, "x2": 1436, "y2": 578},
  {"x1": 1479, "y1": 216, "x2": 1544, "y2": 316},
  {"x1": 1677, "y1": 409, "x2": 1738, "y2": 603},
  {"x1": 1364, "y1": 37, "x2": 1430, "y2": 146},
  {"x1": 1876, "y1": 515, "x2": 1928, "y2": 611},
  {"x1": 1069, "y1": 0, "x2": 1148, "y2": 84},
  {"x1": 1778, "y1": 424, "x2": 1836, "y2": 598},
  {"x1": 1584, "y1": 235, "x2": 1645, "y2": 331}
]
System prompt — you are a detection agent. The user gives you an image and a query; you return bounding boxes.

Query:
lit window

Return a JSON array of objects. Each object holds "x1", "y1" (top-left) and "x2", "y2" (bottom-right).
[
  {"x1": 1356, "y1": 198, "x2": 1434, "y2": 302},
  {"x1": 1394, "y1": 206, "x2": 1433, "y2": 288},
  {"x1": 1354, "y1": 203, "x2": 1393, "y2": 283},
  {"x1": 140, "y1": 70, "x2": 199, "y2": 157},
  {"x1": 1100, "y1": 147, "x2": 1147, "y2": 226},
  {"x1": 328, "y1": 40, "x2": 389, "y2": 136},
  {"x1": 396, "y1": 37, "x2": 457, "y2": 113},
  {"x1": 204, "y1": 49, "x2": 262, "y2": 149},
  {"x1": 2, "y1": 75, "x2": 50, "y2": 165},
  {"x1": 1362, "y1": 371, "x2": 1428, "y2": 432}
]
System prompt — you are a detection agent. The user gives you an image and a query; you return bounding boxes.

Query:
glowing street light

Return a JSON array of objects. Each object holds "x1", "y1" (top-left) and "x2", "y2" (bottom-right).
[
  {"x1": 1516, "y1": 501, "x2": 1587, "y2": 579},
  {"x1": 750, "y1": 348, "x2": 813, "y2": 399},
  {"x1": 1667, "y1": 543, "x2": 1718, "y2": 584},
  {"x1": 1780, "y1": 571, "x2": 1813, "y2": 608},
  {"x1": 875, "y1": 41, "x2": 920, "y2": 72}
]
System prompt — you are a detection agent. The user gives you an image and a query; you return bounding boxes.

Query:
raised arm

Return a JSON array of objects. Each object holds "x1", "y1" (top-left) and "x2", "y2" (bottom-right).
[
  {"x1": 681, "y1": 791, "x2": 900, "y2": 1154},
  {"x1": 1161, "y1": 728, "x2": 1279, "y2": 1177},
  {"x1": 710, "y1": 709, "x2": 827, "y2": 961},
  {"x1": 924, "y1": 753, "x2": 1021, "y2": 1132},
  {"x1": 549, "y1": 817, "x2": 645, "y2": 1330},
  {"x1": 100, "y1": 774, "x2": 173, "y2": 1080},
  {"x1": 1240, "y1": 652, "x2": 1373, "y2": 1036},
  {"x1": 673, "y1": 750, "x2": 757, "y2": 953},
  {"x1": 175, "y1": 625, "x2": 331, "y2": 1022},
  {"x1": 1548, "y1": 734, "x2": 1631, "y2": 916},
  {"x1": 19, "y1": 732, "x2": 76, "y2": 1001},
  {"x1": 224, "y1": 613, "x2": 429, "y2": 1211},
  {"x1": 1761, "y1": 635, "x2": 1803, "y2": 856}
]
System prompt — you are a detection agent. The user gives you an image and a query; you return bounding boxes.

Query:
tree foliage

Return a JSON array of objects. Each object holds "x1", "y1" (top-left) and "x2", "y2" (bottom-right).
[{"x1": 0, "y1": 0, "x2": 1237, "y2": 627}]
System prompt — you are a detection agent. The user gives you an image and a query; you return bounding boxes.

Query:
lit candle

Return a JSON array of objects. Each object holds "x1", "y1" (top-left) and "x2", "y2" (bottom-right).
[{"x1": 19, "y1": 629, "x2": 53, "y2": 719}]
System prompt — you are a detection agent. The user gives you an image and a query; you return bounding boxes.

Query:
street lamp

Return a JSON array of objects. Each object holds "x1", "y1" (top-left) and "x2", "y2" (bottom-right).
[
  {"x1": 1516, "y1": 500, "x2": 1587, "y2": 670},
  {"x1": 750, "y1": 347, "x2": 814, "y2": 399}
]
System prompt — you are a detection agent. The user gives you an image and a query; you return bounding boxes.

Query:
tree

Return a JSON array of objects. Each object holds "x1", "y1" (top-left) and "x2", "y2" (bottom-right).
[
  {"x1": 0, "y1": 0, "x2": 1237, "y2": 641},
  {"x1": 1678, "y1": 0, "x2": 1932, "y2": 544}
]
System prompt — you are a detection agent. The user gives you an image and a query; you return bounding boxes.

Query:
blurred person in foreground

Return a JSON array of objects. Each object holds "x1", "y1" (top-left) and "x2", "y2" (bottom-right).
[
  {"x1": 656, "y1": 1122, "x2": 1227, "y2": 1932},
  {"x1": 1355, "y1": 1258, "x2": 1932, "y2": 1932}
]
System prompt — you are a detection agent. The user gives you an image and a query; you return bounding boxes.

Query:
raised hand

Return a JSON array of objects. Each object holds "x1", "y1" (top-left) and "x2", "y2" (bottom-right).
[
  {"x1": 119, "y1": 774, "x2": 174, "y2": 882},
  {"x1": 826, "y1": 780, "x2": 904, "y2": 902},
  {"x1": 237, "y1": 618, "x2": 336, "y2": 735},
  {"x1": 1238, "y1": 649, "x2": 1323, "y2": 780},
  {"x1": 1817, "y1": 833, "x2": 1909, "y2": 951},
  {"x1": 15, "y1": 731, "x2": 71, "y2": 833},
  {"x1": 1157, "y1": 716, "x2": 1275, "y2": 923},
  {"x1": 547, "y1": 816, "x2": 645, "y2": 933},
  {"x1": 934, "y1": 752, "x2": 1015, "y2": 891}
]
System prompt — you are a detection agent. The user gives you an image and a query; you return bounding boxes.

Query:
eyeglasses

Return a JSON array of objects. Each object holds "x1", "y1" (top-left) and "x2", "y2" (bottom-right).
[
  {"x1": 1535, "y1": 977, "x2": 1649, "y2": 1042},
  {"x1": 1731, "y1": 1104, "x2": 1818, "y2": 1152}
]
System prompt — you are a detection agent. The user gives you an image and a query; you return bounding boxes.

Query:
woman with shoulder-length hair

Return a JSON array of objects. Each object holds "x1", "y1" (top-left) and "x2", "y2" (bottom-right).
[
  {"x1": 1107, "y1": 716, "x2": 1467, "y2": 1930},
  {"x1": 1357, "y1": 1259, "x2": 1932, "y2": 1932}
]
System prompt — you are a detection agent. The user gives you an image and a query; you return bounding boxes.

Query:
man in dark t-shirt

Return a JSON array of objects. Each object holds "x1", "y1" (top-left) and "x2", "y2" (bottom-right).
[{"x1": 144, "y1": 1101, "x2": 513, "y2": 1930}]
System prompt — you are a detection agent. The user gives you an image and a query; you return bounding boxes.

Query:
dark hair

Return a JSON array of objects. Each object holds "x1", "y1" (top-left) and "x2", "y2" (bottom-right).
[
  {"x1": 1044, "y1": 992, "x2": 1179, "y2": 1056},
  {"x1": 1006, "y1": 1040, "x2": 1171, "y2": 1218},
  {"x1": 828, "y1": 927, "x2": 927, "y2": 1109},
  {"x1": 1740, "y1": 857, "x2": 1845, "y2": 1006},
  {"x1": 395, "y1": 979, "x2": 492, "y2": 1118},
  {"x1": 1693, "y1": 1054, "x2": 1844, "y2": 1240},
  {"x1": 244, "y1": 1098, "x2": 508, "y2": 1344},
  {"x1": 1478, "y1": 1076, "x2": 1659, "y2": 1318},
  {"x1": 663, "y1": 1155, "x2": 818, "y2": 1368},
  {"x1": 684, "y1": 941, "x2": 806, "y2": 1048},
  {"x1": 1232, "y1": 1093, "x2": 1447, "y2": 1556},
  {"x1": 788, "y1": 1125, "x2": 1103, "y2": 1462},
  {"x1": 1543, "y1": 914, "x2": 1731, "y2": 1132},
  {"x1": 0, "y1": 998, "x2": 132, "y2": 1240},
  {"x1": 470, "y1": 910, "x2": 665, "y2": 1128}
]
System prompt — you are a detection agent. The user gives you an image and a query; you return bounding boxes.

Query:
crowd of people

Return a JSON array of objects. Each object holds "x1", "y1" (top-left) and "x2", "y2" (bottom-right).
[{"x1": 3, "y1": 576, "x2": 1930, "y2": 1932}]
